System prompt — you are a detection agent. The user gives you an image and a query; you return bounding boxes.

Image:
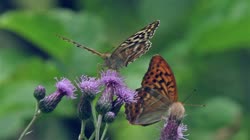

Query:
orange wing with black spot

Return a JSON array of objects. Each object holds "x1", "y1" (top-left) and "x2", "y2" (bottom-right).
[{"x1": 125, "y1": 54, "x2": 178, "y2": 125}]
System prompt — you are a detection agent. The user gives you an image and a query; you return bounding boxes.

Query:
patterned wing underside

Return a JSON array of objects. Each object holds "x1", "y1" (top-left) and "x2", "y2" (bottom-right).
[
  {"x1": 107, "y1": 20, "x2": 160, "y2": 69},
  {"x1": 125, "y1": 54, "x2": 178, "y2": 125},
  {"x1": 142, "y1": 55, "x2": 178, "y2": 101},
  {"x1": 125, "y1": 87, "x2": 170, "y2": 125}
]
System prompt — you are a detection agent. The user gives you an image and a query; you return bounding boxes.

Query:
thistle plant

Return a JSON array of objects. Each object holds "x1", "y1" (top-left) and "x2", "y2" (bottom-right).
[
  {"x1": 18, "y1": 66, "x2": 191, "y2": 140},
  {"x1": 18, "y1": 78, "x2": 76, "y2": 140},
  {"x1": 77, "y1": 70, "x2": 136, "y2": 140},
  {"x1": 18, "y1": 20, "x2": 192, "y2": 140}
]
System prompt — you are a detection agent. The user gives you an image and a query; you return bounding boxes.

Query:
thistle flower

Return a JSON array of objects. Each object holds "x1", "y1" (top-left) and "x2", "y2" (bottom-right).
[
  {"x1": 160, "y1": 102, "x2": 188, "y2": 140},
  {"x1": 55, "y1": 77, "x2": 76, "y2": 99},
  {"x1": 115, "y1": 87, "x2": 136, "y2": 103},
  {"x1": 39, "y1": 78, "x2": 76, "y2": 113},
  {"x1": 100, "y1": 70, "x2": 135, "y2": 103},
  {"x1": 77, "y1": 75, "x2": 101, "y2": 100},
  {"x1": 96, "y1": 70, "x2": 136, "y2": 115},
  {"x1": 100, "y1": 70, "x2": 125, "y2": 89},
  {"x1": 33, "y1": 85, "x2": 46, "y2": 101},
  {"x1": 160, "y1": 116, "x2": 188, "y2": 140}
]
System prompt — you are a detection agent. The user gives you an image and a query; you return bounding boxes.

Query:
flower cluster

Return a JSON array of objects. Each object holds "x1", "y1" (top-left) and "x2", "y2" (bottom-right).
[
  {"x1": 32, "y1": 70, "x2": 136, "y2": 122},
  {"x1": 77, "y1": 70, "x2": 136, "y2": 119},
  {"x1": 27, "y1": 69, "x2": 190, "y2": 140}
]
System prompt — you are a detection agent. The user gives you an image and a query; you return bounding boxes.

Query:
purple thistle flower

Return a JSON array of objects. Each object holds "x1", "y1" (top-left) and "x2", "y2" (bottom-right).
[
  {"x1": 55, "y1": 77, "x2": 77, "y2": 99},
  {"x1": 96, "y1": 69, "x2": 136, "y2": 115},
  {"x1": 77, "y1": 75, "x2": 101, "y2": 99},
  {"x1": 100, "y1": 70, "x2": 125, "y2": 89},
  {"x1": 116, "y1": 87, "x2": 136, "y2": 103},
  {"x1": 177, "y1": 124, "x2": 188, "y2": 139},
  {"x1": 100, "y1": 70, "x2": 135, "y2": 103},
  {"x1": 39, "y1": 78, "x2": 77, "y2": 113},
  {"x1": 160, "y1": 102, "x2": 188, "y2": 140},
  {"x1": 160, "y1": 116, "x2": 188, "y2": 140}
]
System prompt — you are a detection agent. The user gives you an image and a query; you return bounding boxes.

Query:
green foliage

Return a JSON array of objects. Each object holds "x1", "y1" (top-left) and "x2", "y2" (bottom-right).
[{"x1": 0, "y1": 0, "x2": 249, "y2": 139}]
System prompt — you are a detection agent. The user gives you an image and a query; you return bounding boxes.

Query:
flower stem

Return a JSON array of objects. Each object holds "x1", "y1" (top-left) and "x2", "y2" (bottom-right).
[
  {"x1": 95, "y1": 114, "x2": 103, "y2": 140},
  {"x1": 78, "y1": 120, "x2": 87, "y2": 140},
  {"x1": 88, "y1": 130, "x2": 96, "y2": 140},
  {"x1": 18, "y1": 102, "x2": 41, "y2": 140},
  {"x1": 100, "y1": 123, "x2": 108, "y2": 140},
  {"x1": 91, "y1": 101, "x2": 97, "y2": 125}
]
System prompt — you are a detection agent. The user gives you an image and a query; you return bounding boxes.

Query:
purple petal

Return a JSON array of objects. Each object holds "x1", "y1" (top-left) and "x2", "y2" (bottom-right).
[
  {"x1": 160, "y1": 116, "x2": 188, "y2": 140},
  {"x1": 78, "y1": 75, "x2": 101, "y2": 95},
  {"x1": 100, "y1": 70, "x2": 124, "y2": 87},
  {"x1": 55, "y1": 77, "x2": 77, "y2": 99},
  {"x1": 116, "y1": 87, "x2": 136, "y2": 103}
]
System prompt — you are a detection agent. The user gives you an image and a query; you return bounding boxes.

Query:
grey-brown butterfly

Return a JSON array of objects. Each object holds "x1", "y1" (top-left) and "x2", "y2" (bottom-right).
[{"x1": 58, "y1": 20, "x2": 160, "y2": 70}]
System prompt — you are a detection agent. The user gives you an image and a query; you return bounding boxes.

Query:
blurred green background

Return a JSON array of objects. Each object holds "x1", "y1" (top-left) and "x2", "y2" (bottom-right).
[{"x1": 0, "y1": 0, "x2": 249, "y2": 140}]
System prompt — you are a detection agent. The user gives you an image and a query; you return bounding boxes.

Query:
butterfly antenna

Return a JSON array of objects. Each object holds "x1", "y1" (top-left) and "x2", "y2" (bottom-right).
[
  {"x1": 182, "y1": 89, "x2": 197, "y2": 103},
  {"x1": 182, "y1": 89, "x2": 206, "y2": 107},
  {"x1": 182, "y1": 103, "x2": 206, "y2": 107},
  {"x1": 56, "y1": 34, "x2": 105, "y2": 58}
]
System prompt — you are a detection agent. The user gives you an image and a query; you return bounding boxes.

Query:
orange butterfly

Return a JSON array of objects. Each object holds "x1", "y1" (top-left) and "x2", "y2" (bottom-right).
[
  {"x1": 58, "y1": 20, "x2": 159, "y2": 70},
  {"x1": 125, "y1": 54, "x2": 185, "y2": 126}
]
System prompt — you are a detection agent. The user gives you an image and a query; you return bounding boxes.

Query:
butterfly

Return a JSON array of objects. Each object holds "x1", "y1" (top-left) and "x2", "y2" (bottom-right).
[
  {"x1": 58, "y1": 20, "x2": 160, "y2": 70},
  {"x1": 125, "y1": 54, "x2": 184, "y2": 126}
]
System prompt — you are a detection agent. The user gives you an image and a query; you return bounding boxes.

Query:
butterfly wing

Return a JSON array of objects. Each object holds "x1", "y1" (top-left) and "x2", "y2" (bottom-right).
[
  {"x1": 125, "y1": 87, "x2": 171, "y2": 126},
  {"x1": 105, "y1": 20, "x2": 160, "y2": 70},
  {"x1": 125, "y1": 54, "x2": 178, "y2": 125},
  {"x1": 141, "y1": 55, "x2": 178, "y2": 101}
]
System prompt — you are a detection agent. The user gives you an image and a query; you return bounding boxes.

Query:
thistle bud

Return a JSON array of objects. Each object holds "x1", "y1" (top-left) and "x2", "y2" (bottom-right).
[
  {"x1": 111, "y1": 98, "x2": 123, "y2": 115},
  {"x1": 78, "y1": 95, "x2": 92, "y2": 120},
  {"x1": 103, "y1": 112, "x2": 115, "y2": 123},
  {"x1": 95, "y1": 89, "x2": 112, "y2": 115},
  {"x1": 39, "y1": 92, "x2": 64, "y2": 113},
  {"x1": 33, "y1": 85, "x2": 46, "y2": 101}
]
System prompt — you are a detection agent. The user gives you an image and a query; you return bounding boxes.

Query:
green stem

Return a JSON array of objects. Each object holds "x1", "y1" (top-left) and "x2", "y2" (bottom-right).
[
  {"x1": 91, "y1": 102, "x2": 97, "y2": 125},
  {"x1": 78, "y1": 120, "x2": 87, "y2": 140},
  {"x1": 100, "y1": 123, "x2": 108, "y2": 140},
  {"x1": 18, "y1": 102, "x2": 41, "y2": 140},
  {"x1": 95, "y1": 114, "x2": 103, "y2": 140},
  {"x1": 88, "y1": 130, "x2": 96, "y2": 140}
]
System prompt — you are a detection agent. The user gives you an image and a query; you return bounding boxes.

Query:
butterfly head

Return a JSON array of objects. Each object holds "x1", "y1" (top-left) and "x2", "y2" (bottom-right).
[{"x1": 168, "y1": 102, "x2": 185, "y2": 120}]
